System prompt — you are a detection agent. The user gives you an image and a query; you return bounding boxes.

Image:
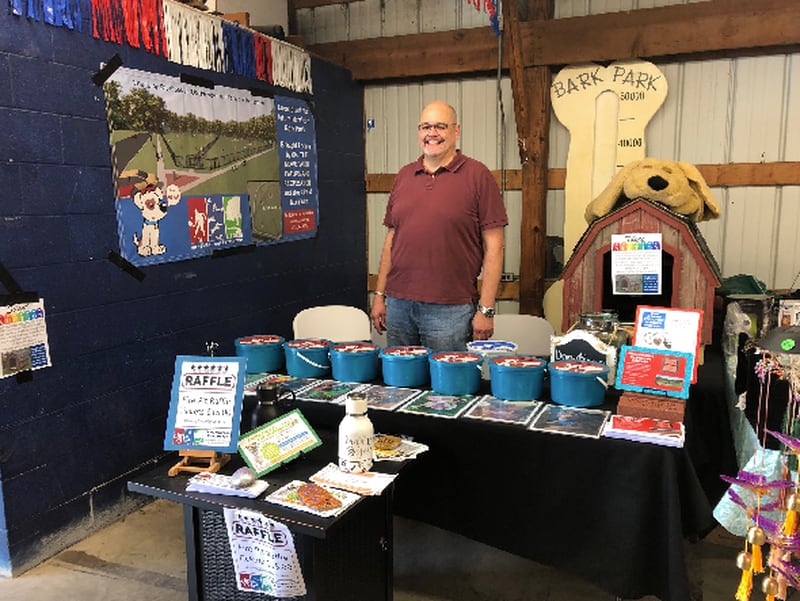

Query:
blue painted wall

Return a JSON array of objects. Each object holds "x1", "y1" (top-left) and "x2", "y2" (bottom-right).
[{"x1": 0, "y1": 11, "x2": 366, "y2": 575}]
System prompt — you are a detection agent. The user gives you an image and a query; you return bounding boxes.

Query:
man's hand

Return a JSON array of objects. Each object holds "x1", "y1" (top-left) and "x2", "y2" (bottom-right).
[
  {"x1": 472, "y1": 311, "x2": 494, "y2": 340},
  {"x1": 371, "y1": 295, "x2": 387, "y2": 333}
]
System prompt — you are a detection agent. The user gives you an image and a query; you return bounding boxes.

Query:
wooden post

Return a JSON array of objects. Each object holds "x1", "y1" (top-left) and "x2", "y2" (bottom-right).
[{"x1": 503, "y1": 0, "x2": 553, "y2": 316}]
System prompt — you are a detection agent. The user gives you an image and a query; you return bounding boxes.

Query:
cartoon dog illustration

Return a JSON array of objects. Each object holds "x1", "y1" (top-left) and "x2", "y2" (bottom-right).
[{"x1": 122, "y1": 170, "x2": 182, "y2": 256}]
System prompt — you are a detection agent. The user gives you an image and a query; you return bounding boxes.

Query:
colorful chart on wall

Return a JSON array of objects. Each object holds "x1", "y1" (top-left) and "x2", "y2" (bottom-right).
[
  {"x1": 163, "y1": 355, "x2": 247, "y2": 453},
  {"x1": 102, "y1": 66, "x2": 319, "y2": 266},
  {"x1": 0, "y1": 299, "x2": 52, "y2": 378}
]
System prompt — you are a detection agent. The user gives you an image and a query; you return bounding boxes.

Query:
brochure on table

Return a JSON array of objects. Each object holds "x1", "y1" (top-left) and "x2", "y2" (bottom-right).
[
  {"x1": 602, "y1": 414, "x2": 685, "y2": 447},
  {"x1": 163, "y1": 355, "x2": 247, "y2": 453}
]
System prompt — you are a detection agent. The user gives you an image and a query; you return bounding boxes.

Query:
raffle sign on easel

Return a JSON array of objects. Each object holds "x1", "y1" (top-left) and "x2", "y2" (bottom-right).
[
  {"x1": 223, "y1": 507, "x2": 307, "y2": 597},
  {"x1": 163, "y1": 355, "x2": 246, "y2": 453},
  {"x1": 0, "y1": 299, "x2": 51, "y2": 379}
]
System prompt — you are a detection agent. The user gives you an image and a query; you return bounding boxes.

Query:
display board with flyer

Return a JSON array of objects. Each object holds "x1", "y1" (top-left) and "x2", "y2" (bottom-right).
[{"x1": 632, "y1": 306, "x2": 702, "y2": 383}]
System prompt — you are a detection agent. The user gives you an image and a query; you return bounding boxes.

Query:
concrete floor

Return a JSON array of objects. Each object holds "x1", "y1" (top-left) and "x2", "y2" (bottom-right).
[{"x1": 0, "y1": 498, "x2": 741, "y2": 601}]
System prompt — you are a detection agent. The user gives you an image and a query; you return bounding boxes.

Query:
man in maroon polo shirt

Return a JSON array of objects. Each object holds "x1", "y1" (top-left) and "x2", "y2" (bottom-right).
[{"x1": 370, "y1": 100, "x2": 508, "y2": 352}]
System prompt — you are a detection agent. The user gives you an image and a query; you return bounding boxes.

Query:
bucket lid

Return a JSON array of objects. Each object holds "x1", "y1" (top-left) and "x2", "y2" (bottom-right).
[
  {"x1": 238, "y1": 335, "x2": 283, "y2": 345},
  {"x1": 491, "y1": 356, "x2": 544, "y2": 368},
  {"x1": 467, "y1": 340, "x2": 517, "y2": 352},
  {"x1": 286, "y1": 338, "x2": 330, "y2": 349},
  {"x1": 332, "y1": 342, "x2": 378, "y2": 353},
  {"x1": 550, "y1": 360, "x2": 607, "y2": 373},
  {"x1": 431, "y1": 351, "x2": 482, "y2": 363}
]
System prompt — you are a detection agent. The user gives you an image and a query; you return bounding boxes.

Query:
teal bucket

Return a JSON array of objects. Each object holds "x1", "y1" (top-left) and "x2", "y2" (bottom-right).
[
  {"x1": 548, "y1": 360, "x2": 609, "y2": 407},
  {"x1": 489, "y1": 356, "x2": 546, "y2": 401},
  {"x1": 235, "y1": 335, "x2": 285, "y2": 374},
  {"x1": 429, "y1": 351, "x2": 482, "y2": 395},
  {"x1": 330, "y1": 342, "x2": 380, "y2": 382},
  {"x1": 380, "y1": 346, "x2": 431, "y2": 387},
  {"x1": 284, "y1": 338, "x2": 332, "y2": 378}
]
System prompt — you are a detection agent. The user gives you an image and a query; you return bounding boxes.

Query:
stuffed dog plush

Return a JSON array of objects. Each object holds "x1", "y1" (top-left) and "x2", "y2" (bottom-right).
[{"x1": 585, "y1": 158, "x2": 721, "y2": 223}]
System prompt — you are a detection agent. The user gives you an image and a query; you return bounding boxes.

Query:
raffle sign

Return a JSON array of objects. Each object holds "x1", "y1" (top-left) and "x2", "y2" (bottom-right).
[
  {"x1": 611, "y1": 233, "x2": 662, "y2": 295},
  {"x1": 0, "y1": 299, "x2": 51, "y2": 378},
  {"x1": 163, "y1": 355, "x2": 246, "y2": 453},
  {"x1": 223, "y1": 507, "x2": 307, "y2": 597}
]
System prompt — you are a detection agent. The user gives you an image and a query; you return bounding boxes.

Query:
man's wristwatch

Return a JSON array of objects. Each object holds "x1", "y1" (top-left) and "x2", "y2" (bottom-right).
[{"x1": 477, "y1": 304, "x2": 496, "y2": 318}]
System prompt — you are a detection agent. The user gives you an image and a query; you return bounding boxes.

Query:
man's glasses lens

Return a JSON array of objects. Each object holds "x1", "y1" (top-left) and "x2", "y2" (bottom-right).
[{"x1": 417, "y1": 123, "x2": 452, "y2": 132}]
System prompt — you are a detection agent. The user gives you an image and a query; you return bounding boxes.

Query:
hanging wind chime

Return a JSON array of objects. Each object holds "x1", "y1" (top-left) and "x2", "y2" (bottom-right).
[{"x1": 721, "y1": 326, "x2": 800, "y2": 601}]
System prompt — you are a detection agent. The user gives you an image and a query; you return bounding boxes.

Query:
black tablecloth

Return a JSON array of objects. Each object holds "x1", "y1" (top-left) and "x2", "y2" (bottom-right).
[{"x1": 292, "y1": 347, "x2": 735, "y2": 601}]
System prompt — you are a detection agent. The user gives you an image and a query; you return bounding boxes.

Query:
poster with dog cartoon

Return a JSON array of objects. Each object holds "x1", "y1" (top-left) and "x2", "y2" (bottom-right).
[{"x1": 103, "y1": 67, "x2": 319, "y2": 266}]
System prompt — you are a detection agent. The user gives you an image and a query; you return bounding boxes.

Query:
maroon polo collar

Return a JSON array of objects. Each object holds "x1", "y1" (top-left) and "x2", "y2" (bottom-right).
[{"x1": 413, "y1": 150, "x2": 466, "y2": 175}]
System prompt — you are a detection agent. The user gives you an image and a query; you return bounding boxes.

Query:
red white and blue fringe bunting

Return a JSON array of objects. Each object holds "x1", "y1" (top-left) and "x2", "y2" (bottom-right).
[
  {"x1": 465, "y1": 0, "x2": 500, "y2": 36},
  {"x1": 9, "y1": 0, "x2": 82, "y2": 30},
  {"x1": 8, "y1": 0, "x2": 311, "y2": 94}
]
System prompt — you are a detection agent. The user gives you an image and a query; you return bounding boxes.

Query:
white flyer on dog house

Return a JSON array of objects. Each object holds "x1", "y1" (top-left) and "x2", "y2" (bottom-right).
[{"x1": 611, "y1": 233, "x2": 662, "y2": 295}]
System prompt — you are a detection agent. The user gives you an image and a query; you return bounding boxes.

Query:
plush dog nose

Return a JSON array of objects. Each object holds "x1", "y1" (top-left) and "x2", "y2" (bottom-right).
[{"x1": 648, "y1": 175, "x2": 669, "y2": 191}]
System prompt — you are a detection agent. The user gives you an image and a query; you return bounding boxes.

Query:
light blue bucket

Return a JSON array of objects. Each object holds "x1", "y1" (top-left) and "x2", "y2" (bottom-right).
[
  {"x1": 549, "y1": 360, "x2": 609, "y2": 407},
  {"x1": 489, "y1": 355, "x2": 546, "y2": 401},
  {"x1": 429, "y1": 351, "x2": 482, "y2": 395},
  {"x1": 330, "y1": 342, "x2": 380, "y2": 382},
  {"x1": 235, "y1": 335, "x2": 285, "y2": 374},
  {"x1": 380, "y1": 346, "x2": 431, "y2": 387},
  {"x1": 284, "y1": 338, "x2": 332, "y2": 378}
]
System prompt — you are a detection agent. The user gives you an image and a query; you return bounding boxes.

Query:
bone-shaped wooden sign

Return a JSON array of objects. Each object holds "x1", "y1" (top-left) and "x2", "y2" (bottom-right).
[
  {"x1": 552, "y1": 59, "x2": 668, "y2": 257},
  {"x1": 543, "y1": 60, "x2": 668, "y2": 332}
]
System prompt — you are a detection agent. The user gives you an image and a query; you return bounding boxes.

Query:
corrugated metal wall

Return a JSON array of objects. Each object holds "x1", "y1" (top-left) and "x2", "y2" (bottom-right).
[{"x1": 296, "y1": 0, "x2": 800, "y2": 294}]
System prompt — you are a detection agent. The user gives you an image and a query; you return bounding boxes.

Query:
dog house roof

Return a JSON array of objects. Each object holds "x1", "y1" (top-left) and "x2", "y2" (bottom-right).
[{"x1": 560, "y1": 197, "x2": 722, "y2": 283}]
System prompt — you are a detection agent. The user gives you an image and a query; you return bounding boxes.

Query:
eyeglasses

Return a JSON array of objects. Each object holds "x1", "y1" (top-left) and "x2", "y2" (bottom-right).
[{"x1": 417, "y1": 122, "x2": 457, "y2": 132}]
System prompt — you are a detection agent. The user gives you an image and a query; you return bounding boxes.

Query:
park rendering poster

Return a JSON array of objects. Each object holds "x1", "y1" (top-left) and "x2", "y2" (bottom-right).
[{"x1": 103, "y1": 66, "x2": 319, "y2": 266}]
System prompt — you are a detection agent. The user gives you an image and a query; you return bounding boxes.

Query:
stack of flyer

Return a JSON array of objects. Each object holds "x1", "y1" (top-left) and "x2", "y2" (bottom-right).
[
  {"x1": 186, "y1": 471, "x2": 269, "y2": 498},
  {"x1": 601, "y1": 414, "x2": 685, "y2": 448}
]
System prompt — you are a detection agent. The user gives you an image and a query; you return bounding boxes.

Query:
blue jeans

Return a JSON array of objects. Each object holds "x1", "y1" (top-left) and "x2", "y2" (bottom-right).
[{"x1": 385, "y1": 296, "x2": 474, "y2": 352}]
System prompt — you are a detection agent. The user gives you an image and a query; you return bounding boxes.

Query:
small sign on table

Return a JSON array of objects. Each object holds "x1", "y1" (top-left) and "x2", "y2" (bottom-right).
[{"x1": 163, "y1": 355, "x2": 247, "y2": 475}]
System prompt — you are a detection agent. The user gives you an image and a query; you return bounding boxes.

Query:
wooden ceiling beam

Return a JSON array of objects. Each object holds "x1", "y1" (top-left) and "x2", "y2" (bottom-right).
[
  {"x1": 306, "y1": 27, "x2": 504, "y2": 80},
  {"x1": 292, "y1": 0, "x2": 364, "y2": 8},
  {"x1": 529, "y1": 0, "x2": 800, "y2": 67},
  {"x1": 304, "y1": 0, "x2": 800, "y2": 81}
]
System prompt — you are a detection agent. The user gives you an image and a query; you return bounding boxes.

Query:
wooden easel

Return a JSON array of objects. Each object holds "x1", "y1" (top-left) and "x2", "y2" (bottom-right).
[{"x1": 168, "y1": 449, "x2": 230, "y2": 477}]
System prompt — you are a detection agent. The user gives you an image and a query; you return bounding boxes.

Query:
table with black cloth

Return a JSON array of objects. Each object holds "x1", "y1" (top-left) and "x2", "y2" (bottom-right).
[
  {"x1": 128, "y1": 429, "x2": 403, "y2": 601},
  {"x1": 294, "y1": 347, "x2": 736, "y2": 601}
]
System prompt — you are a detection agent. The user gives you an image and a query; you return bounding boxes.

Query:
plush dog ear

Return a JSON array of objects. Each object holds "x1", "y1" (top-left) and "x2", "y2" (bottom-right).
[
  {"x1": 584, "y1": 161, "x2": 641, "y2": 222},
  {"x1": 677, "y1": 161, "x2": 721, "y2": 221}
]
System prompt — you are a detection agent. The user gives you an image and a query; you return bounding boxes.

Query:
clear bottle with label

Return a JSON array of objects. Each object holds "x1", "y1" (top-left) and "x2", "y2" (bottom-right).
[{"x1": 338, "y1": 391, "x2": 374, "y2": 473}]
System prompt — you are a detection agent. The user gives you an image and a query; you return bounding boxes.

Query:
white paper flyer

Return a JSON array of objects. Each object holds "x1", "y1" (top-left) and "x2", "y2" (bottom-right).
[
  {"x1": 0, "y1": 299, "x2": 51, "y2": 378},
  {"x1": 611, "y1": 233, "x2": 662, "y2": 295},
  {"x1": 223, "y1": 507, "x2": 307, "y2": 597}
]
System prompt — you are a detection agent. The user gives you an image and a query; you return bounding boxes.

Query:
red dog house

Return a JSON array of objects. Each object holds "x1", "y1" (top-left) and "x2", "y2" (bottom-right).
[{"x1": 560, "y1": 198, "x2": 721, "y2": 345}]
